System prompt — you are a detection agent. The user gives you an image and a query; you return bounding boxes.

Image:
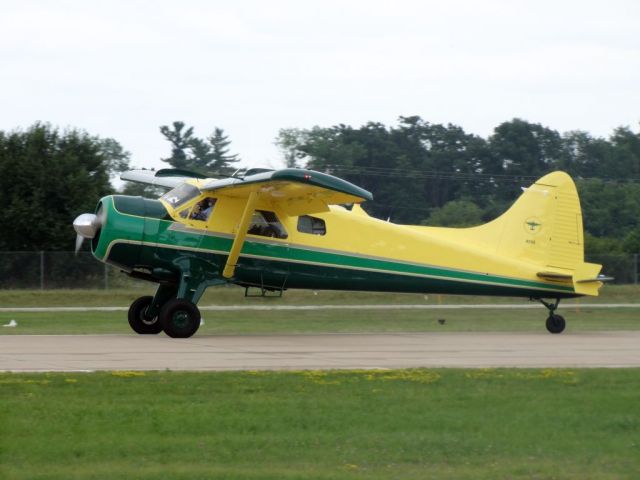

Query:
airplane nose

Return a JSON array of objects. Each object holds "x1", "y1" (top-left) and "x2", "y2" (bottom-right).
[{"x1": 73, "y1": 205, "x2": 104, "y2": 254}]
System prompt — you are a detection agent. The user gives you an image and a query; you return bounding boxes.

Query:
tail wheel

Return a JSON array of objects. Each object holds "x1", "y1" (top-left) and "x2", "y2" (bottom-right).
[
  {"x1": 545, "y1": 314, "x2": 566, "y2": 334},
  {"x1": 128, "y1": 296, "x2": 163, "y2": 334},
  {"x1": 160, "y1": 298, "x2": 201, "y2": 338}
]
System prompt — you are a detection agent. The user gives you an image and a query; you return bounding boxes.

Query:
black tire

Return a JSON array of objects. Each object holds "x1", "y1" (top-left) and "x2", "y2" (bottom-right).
[
  {"x1": 545, "y1": 314, "x2": 566, "y2": 334},
  {"x1": 159, "y1": 298, "x2": 201, "y2": 338},
  {"x1": 128, "y1": 296, "x2": 163, "y2": 334}
]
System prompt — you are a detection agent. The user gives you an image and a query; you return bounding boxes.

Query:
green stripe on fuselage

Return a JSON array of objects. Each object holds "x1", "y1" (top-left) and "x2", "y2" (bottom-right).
[{"x1": 95, "y1": 199, "x2": 575, "y2": 296}]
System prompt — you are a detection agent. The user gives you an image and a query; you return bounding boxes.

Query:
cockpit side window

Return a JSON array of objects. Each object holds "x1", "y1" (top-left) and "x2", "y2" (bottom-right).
[
  {"x1": 161, "y1": 183, "x2": 201, "y2": 209},
  {"x1": 297, "y1": 215, "x2": 326, "y2": 235},
  {"x1": 189, "y1": 198, "x2": 217, "y2": 222},
  {"x1": 247, "y1": 210, "x2": 288, "y2": 239}
]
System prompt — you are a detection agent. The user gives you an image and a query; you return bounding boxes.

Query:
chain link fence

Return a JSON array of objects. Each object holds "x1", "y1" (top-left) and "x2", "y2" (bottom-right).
[
  {"x1": 0, "y1": 252, "x2": 144, "y2": 290},
  {"x1": 0, "y1": 251, "x2": 637, "y2": 289}
]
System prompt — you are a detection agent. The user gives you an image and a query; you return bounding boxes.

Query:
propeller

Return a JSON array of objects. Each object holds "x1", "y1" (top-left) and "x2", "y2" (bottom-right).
[
  {"x1": 75, "y1": 233, "x2": 85, "y2": 254},
  {"x1": 73, "y1": 206, "x2": 104, "y2": 254}
]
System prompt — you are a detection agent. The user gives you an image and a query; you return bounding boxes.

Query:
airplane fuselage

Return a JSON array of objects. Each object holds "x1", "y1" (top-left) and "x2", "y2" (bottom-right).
[
  {"x1": 75, "y1": 168, "x2": 603, "y2": 337},
  {"x1": 91, "y1": 194, "x2": 579, "y2": 302}
]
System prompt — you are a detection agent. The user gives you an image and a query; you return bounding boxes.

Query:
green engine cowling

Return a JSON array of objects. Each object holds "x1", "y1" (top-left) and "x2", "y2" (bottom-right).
[{"x1": 91, "y1": 195, "x2": 171, "y2": 273}]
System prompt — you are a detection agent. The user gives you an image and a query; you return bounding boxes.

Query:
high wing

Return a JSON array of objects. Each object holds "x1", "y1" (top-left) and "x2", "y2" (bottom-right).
[
  {"x1": 201, "y1": 168, "x2": 373, "y2": 216},
  {"x1": 120, "y1": 167, "x2": 373, "y2": 278},
  {"x1": 120, "y1": 168, "x2": 372, "y2": 215},
  {"x1": 202, "y1": 168, "x2": 372, "y2": 279},
  {"x1": 198, "y1": 168, "x2": 373, "y2": 278},
  {"x1": 120, "y1": 168, "x2": 207, "y2": 189}
]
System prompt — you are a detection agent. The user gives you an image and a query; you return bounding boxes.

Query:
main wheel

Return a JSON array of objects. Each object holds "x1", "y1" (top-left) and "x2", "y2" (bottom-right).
[
  {"x1": 159, "y1": 298, "x2": 201, "y2": 338},
  {"x1": 545, "y1": 314, "x2": 566, "y2": 334},
  {"x1": 128, "y1": 296, "x2": 163, "y2": 334}
]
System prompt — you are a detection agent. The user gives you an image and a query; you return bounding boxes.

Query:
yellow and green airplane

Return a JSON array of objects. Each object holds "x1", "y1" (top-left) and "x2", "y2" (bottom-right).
[{"x1": 73, "y1": 168, "x2": 609, "y2": 338}]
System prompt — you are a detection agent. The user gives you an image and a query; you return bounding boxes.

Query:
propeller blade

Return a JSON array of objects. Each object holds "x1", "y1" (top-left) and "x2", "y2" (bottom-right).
[{"x1": 75, "y1": 234, "x2": 85, "y2": 255}]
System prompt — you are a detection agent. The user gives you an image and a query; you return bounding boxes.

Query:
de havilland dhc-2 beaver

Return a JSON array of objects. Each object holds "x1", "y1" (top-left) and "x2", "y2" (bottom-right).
[{"x1": 73, "y1": 167, "x2": 610, "y2": 338}]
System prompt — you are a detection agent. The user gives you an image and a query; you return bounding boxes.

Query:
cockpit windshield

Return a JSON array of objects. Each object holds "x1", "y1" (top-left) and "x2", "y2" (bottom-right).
[{"x1": 161, "y1": 183, "x2": 201, "y2": 209}]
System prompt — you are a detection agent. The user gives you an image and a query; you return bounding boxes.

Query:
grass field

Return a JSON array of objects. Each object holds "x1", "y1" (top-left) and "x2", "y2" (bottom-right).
[
  {"x1": 1, "y1": 289, "x2": 638, "y2": 478},
  {"x1": 1, "y1": 368, "x2": 639, "y2": 480},
  {"x1": 0, "y1": 284, "x2": 639, "y2": 307},
  {"x1": 1, "y1": 306, "x2": 639, "y2": 335},
  {"x1": 0, "y1": 284, "x2": 638, "y2": 335}
]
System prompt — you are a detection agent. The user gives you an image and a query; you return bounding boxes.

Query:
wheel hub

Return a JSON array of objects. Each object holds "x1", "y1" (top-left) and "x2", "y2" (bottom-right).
[{"x1": 171, "y1": 310, "x2": 190, "y2": 329}]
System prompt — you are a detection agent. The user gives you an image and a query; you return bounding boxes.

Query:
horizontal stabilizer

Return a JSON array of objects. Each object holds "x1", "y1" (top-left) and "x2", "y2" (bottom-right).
[
  {"x1": 537, "y1": 271, "x2": 573, "y2": 281},
  {"x1": 576, "y1": 275, "x2": 614, "y2": 283}
]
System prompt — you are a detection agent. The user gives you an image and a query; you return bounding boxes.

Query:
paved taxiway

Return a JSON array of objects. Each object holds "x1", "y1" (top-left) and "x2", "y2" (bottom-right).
[{"x1": 2, "y1": 331, "x2": 639, "y2": 372}]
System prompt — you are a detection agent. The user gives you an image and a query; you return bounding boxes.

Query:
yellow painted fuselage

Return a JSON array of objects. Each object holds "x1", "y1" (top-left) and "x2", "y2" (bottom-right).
[{"x1": 132, "y1": 171, "x2": 601, "y2": 299}]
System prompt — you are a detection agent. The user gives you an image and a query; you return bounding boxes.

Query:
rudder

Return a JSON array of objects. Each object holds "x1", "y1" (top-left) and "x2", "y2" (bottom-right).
[{"x1": 472, "y1": 171, "x2": 603, "y2": 295}]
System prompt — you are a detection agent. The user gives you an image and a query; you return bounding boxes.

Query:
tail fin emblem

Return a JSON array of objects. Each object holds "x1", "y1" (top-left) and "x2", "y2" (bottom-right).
[{"x1": 524, "y1": 218, "x2": 542, "y2": 234}]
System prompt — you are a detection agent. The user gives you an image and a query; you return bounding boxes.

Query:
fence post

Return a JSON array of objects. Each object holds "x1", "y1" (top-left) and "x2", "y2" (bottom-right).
[{"x1": 40, "y1": 251, "x2": 44, "y2": 290}]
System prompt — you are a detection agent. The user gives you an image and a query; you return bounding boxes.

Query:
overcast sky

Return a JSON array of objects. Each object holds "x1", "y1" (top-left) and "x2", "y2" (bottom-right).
[{"x1": 1, "y1": 0, "x2": 639, "y2": 172}]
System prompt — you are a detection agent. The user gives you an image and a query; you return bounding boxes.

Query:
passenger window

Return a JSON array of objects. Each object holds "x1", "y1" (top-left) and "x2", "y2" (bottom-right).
[
  {"x1": 247, "y1": 210, "x2": 288, "y2": 239},
  {"x1": 190, "y1": 198, "x2": 216, "y2": 222},
  {"x1": 297, "y1": 215, "x2": 326, "y2": 235},
  {"x1": 179, "y1": 209, "x2": 189, "y2": 219}
]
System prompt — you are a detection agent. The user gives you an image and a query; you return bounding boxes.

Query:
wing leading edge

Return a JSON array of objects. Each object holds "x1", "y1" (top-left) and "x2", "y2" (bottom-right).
[
  {"x1": 201, "y1": 168, "x2": 373, "y2": 215},
  {"x1": 120, "y1": 167, "x2": 373, "y2": 216},
  {"x1": 120, "y1": 168, "x2": 207, "y2": 189}
]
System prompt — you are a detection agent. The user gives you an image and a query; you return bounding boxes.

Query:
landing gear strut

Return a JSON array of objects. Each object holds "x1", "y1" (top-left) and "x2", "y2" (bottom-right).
[
  {"x1": 539, "y1": 298, "x2": 566, "y2": 334},
  {"x1": 127, "y1": 257, "x2": 220, "y2": 338}
]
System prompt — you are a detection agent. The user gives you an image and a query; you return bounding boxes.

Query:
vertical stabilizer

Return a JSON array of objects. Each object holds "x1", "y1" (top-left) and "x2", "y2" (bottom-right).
[{"x1": 470, "y1": 171, "x2": 602, "y2": 295}]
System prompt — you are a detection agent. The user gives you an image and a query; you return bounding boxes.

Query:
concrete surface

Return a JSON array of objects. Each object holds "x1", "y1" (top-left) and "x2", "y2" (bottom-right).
[{"x1": 1, "y1": 331, "x2": 639, "y2": 372}]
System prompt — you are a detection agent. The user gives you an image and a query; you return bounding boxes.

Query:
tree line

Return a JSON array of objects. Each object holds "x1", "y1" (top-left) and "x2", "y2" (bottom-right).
[
  {"x1": 276, "y1": 117, "x2": 640, "y2": 256},
  {"x1": 0, "y1": 118, "x2": 638, "y2": 258},
  {"x1": 0, "y1": 122, "x2": 239, "y2": 250}
]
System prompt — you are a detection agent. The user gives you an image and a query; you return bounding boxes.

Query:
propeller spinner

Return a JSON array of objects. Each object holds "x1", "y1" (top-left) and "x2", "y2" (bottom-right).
[{"x1": 73, "y1": 206, "x2": 104, "y2": 254}]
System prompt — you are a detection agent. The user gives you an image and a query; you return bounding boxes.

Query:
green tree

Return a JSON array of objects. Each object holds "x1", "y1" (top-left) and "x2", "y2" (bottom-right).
[
  {"x1": 622, "y1": 229, "x2": 640, "y2": 254},
  {"x1": 206, "y1": 127, "x2": 239, "y2": 175},
  {"x1": 275, "y1": 128, "x2": 308, "y2": 168},
  {"x1": 561, "y1": 131, "x2": 612, "y2": 178},
  {"x1": 159, "y1": 121, "x2": 194, "y2": 169},
  {"x1": 99, "y1": 138, "x2": 132, "y2": 177},
  {"x1": 422, "y1": 200, "x2": 484, "y2": 227},
  {"x1": 609, "y1": 126, "x2": 640, "y2": 178},
  {"x1": 160, "y1": 122, "x2": 239, "y2": 175},
  {"x1": 488, "y1": 118, "x2": 565, "y2": 200},
  {"x1": 577, "y1": 179, "x2": 640, "y2": 239},
  {"x1": 0, "y1": 123, "x2": 123, "y2": 250},
  {"x1": 584, "y1": 233, "x2": 623, "y2": 255},
  {"x1": 276, "y1": 117, "x2": 492, "y2": 223}
]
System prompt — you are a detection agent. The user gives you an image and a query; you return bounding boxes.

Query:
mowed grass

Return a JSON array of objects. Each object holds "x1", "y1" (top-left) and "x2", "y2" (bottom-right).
[
  {"x1": 0, "y1": 284, "x2": 638, "y2": 335},
  {"x1": 1, "y1": 369, "x2": 639, "y2": 480},
  {"x1": 0, "y1": 284, "x2": 638, "y2": 308},
  {"x1": 0, "y1": 306, "x2": 639, "y2": 335}
]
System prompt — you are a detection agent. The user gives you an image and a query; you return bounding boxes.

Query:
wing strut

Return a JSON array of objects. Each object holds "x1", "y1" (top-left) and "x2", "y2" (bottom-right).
[{"x1": 222, "y1": 190, "x2": 259, "y2": 279}]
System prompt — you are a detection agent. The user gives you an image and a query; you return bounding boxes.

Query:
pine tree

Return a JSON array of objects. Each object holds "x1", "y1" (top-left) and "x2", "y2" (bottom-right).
[
  {"x1": 159, "y1": 121, "x2": 195, "y2": 169},
  {"x1": 159, "y1": 123, "x2": 239, "y2": 175},
  {"x1": 207, "y1": 127, "x2": 239, "y2": 174}
]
